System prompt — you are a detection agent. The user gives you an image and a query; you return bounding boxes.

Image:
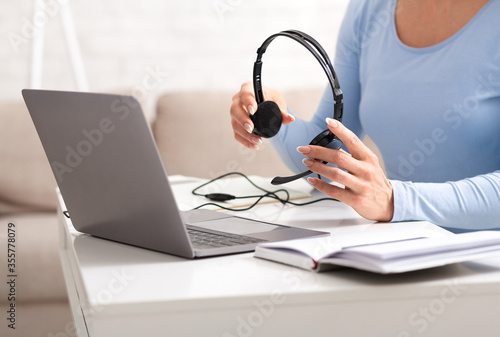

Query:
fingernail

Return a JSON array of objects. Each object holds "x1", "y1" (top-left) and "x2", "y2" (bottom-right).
[
  {"x1": 250, "y1": 143, "x2": 260, "y2": 150},
  {"x1": 288, "y1": 113, "x2": 296, "y2": 122},
  {"x1": 248, "y1": 105, "x2": 255, "y2": 115},
  {"x1": 326, "y1": 117, "x2": 338, "y2": 127},
  {"x1": 244, "y1": 123, "x2": 253, "y2": 134},
  {"x1": 302, "y1": 158, "x2": 313, "y2": 167},
  {"x1": 297, "y1": 146, "x2": 311, "y2": 154},
  {"x1": 307, "y1": 177, "x2": 317, "y2": 185},
  {"x1": 251, "y1": 136, "x2": 262, "y2": 145}
]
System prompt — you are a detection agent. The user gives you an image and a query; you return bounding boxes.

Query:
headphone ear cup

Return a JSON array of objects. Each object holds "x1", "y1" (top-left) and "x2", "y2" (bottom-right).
[
  {"x1": 309, "y1": 129, "x2": 343, "y2": 149},
  {"x1": 250, "y1": 101, "x2": 282, "y2": 138}
]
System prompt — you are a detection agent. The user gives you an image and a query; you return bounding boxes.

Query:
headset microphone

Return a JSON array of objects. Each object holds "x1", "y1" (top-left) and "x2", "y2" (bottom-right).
[
  {"x1": 251, "y1": 30, "x2": 344, "y2": 185},
  {"x1": 271, "y1": 129, "x2": 338, "y2": 184},
  {"x1": 271, "y1": 170, "x2": 313, "y2": 185}
]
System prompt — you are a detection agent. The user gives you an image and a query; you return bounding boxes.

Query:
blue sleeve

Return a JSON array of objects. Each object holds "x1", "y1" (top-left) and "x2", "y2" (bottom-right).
[
  {"x1": 391, "y1": 171, "x2": 500, "y2": 231},
  {"x1": 272, "y1": 0, "x2": 500, "y2": 232},
  {"x1": 270, "y1": 0, "x2": 363, "y2": 174}
]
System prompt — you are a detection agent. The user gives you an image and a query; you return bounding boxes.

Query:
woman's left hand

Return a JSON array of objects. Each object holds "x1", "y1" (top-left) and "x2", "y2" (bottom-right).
[{"x1": 298, "y1": 118, "x2": 394, "y2": 222}]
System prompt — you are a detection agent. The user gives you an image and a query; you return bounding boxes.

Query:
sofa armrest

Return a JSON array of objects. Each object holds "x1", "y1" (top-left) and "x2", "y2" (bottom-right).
[{"x1": 0, "y1": 101, "x2": 58, "y2": 213}]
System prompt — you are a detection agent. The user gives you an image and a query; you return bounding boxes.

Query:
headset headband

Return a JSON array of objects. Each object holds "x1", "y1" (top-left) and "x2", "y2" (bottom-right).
[{"x1": 253, "y1": 30, "x2": 343, "y2": 121}]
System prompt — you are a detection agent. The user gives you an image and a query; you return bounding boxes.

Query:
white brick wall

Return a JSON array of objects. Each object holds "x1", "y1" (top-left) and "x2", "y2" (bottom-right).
[{"x1": 1, "y1": 0, "x2": 348, "y2": 116}]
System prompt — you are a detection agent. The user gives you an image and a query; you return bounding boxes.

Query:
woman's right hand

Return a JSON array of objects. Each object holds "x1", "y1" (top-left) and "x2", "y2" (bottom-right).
[{"x1": 230, "y1": 82, "x2": 294, "y2": 150}]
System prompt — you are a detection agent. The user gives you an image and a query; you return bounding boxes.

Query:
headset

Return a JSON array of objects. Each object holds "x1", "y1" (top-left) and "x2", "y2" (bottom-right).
[{"x1": 250, "y1": 30, "x2": 344, "y2": 185}]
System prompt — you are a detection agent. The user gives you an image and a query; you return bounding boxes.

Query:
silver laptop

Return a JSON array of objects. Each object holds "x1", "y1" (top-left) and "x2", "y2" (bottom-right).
[{"x1": 22, "y1": 89, "x2": 328, "y2": 258}]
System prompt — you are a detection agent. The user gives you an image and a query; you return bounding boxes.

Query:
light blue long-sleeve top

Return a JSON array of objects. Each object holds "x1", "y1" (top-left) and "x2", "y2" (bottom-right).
[{"x1": 270, "y1": 0, "x2": 500, "y2": 231}]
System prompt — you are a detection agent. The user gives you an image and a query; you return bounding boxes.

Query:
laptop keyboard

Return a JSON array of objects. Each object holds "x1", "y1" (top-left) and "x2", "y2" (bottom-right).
[{"x1": 186, "y1": 225, "x2": 265, "y2": 249}]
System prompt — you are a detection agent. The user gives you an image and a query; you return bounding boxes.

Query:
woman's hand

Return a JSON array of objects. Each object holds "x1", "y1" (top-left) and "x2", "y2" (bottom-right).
[
  {"x1": 298, "y1": 118, "x2": 394, "y2": 222},
  {"x1": 230, "y1": 82, "x2": 295, "y2": 150}
]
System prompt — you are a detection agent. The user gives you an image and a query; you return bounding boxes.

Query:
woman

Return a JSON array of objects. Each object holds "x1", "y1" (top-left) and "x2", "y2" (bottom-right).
[{"x1": 229, "y1": 0, "x2": 500, "y2": 231}]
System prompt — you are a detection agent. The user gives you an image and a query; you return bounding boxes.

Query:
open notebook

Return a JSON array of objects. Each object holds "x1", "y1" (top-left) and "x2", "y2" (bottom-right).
[{"x1": 254, "y1": 230, "x2": 500, "y2": 274}]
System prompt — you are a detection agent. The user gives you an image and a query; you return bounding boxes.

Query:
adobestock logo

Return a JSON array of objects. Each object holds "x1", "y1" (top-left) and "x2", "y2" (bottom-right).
[
  {"x1": 50, "y1": 96, "x2": 136, "y2": 184},
  {"x1": 222, "y1": 293, "x2": 286, "y2": 337},
  {"x1": 8, "y1": 0, "x2": 71, "y2": 53},
  {"x1": 51, "y1": 117, "x2": 116, "y2": 183},
  {"x1": 396, "y1": 128, "x2": 447, "y2": 178},
  {"x1": 47, "y1": 268, "x2": 135, "y2": 337},
  {"x1": 213, "y1": 0, "x2": 244, "y2": 21},
  {"x1": 393, "y1": 70, "x2": 498, "y2": 179},
  {"x1": 339, "y1": 1, "x2": 402, "y2": 59},
  {"x1": 49, "y1": 63, "x2": 168, "y2": 184},
  {"x1": 396, "y1": 279, "x2": 466, "y2": 337},
  {"x1": 222, "y1": 267, "x2": 311, "y2": 337}
]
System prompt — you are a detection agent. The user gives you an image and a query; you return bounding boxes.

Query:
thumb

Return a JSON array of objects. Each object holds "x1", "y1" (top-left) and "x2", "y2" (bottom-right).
[
  {"x1": 263, "y1": 88, "x2": 294, "y2": 125},
  {"x1": 281, "y1": 108, "x2": 295, "y2": 125}
]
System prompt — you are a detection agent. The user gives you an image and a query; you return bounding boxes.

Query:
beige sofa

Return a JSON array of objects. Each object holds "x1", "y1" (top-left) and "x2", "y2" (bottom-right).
[{"x1": 0, "y1": 88, "x2": 382, "y2": 337}]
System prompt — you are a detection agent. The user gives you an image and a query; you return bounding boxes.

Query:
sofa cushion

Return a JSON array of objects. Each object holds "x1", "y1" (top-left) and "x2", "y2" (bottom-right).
[
  {"x1": 153, "y1": 89, "x2": 324, "y2": 179},
  {"x1": 0, "y1": 101, "x2": 58, "y2": 213}
]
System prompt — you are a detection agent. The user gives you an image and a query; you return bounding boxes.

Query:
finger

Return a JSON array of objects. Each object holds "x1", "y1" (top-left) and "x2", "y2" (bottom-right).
[
  {"x1": 297, "y1": 145, "x2": 363, "y2": 176},
  {"x1": 325, "y1": 118, "x2": 373, "y2": 161},
  {"x1": 261, "y1": 87, "x2": 294, "y2": 125},
  {"x1": 281, "y1": 109, "x2": 295, "y2": 125},
  {"x1": 238, "y1": 82, "x2": 258, "y2": 116},
  {"x1": 230, "y1": 95, "x2": 255, "y2": 133},
  {"x1": 238, "y1": 83, "x2": 293, "y2": 126},
  {"x1": 234, "y1": 131, "x2": 261, "y2": 150},
  {"x1": 240, "y1": 81, "x2": 254, "y2": 95},
  {"x1": 240, "y1": 83, "x2": 293, "y2": 126},
  {"x1": 307, "y1": 177, "x2": 357, "y2": 205},
  {"x1": 302, "y1": 159, "x2": 363, "y2": 193},
  {"x1": 231, "y1": 116, "x2": 262, "y2": 146}
]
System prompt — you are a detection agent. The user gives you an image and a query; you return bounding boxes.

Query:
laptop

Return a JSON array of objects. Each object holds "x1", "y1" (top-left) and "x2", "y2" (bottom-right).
[{"x1": 22, "y1": 89, "x2": 328, "y2": 258}]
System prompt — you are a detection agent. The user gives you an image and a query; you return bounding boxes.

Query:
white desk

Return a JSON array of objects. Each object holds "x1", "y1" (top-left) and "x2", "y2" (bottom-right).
[{"x1": 58, "y1": 178, "x2": 500, "y2": 337}]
